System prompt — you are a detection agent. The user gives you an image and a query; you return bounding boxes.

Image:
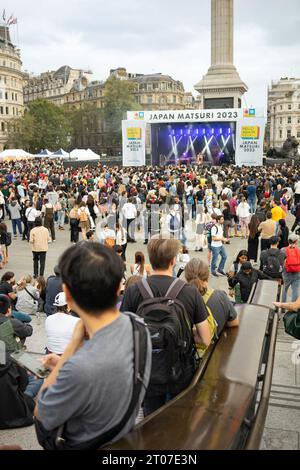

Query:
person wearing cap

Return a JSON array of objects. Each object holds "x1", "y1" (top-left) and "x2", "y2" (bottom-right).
[
  {"x1": 228, "y1": 262, "x2": 272, "y2": 303},
  {"x1": 281, "y1": 233, "x2": 300, "y2": 302},
  {"x1": 45, "y1": 292, "x2": 80, "y2": 355}
]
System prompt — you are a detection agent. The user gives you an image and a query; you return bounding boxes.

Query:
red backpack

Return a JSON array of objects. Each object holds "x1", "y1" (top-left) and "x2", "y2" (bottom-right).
[{"x1": 285, "y1": 246, "x2": 300, "y2": 273}]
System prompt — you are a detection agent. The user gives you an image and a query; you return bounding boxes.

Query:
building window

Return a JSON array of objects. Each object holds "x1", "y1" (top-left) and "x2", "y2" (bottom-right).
[
  {"x1": 0, "y1": 106, "x2": 3, "y2": 114},
  {"x1": 1, "y1": 122, "x2": 4, "y2": 132},
  {"x1": 147, "y1": 96, "x2": 152, "y2": 105},
  {"x1": 288, "y1": 104, "x2": 292, "y2": 110},
  {"x1": 288, "y1": 116, "x2": 292, "y2": 124},
  {"x1": 173, "y1": 95, "x2": 176, "y2": 104},
  {"x1": 298, "y1": 117, "x2": 300, "y2": 124},
  {"x1": 279, "y1": 129, "x2": 283, "y2": 139},
  {"x1": 297, "y1": 130, "x2": 300, "y2": 138},
  {"x1": 279, "y1": 117, "x2": 283, "y2": 125},
  {"x1": 5, "y1": 107, "x2": 9, "y2": 115},
  {"x1": 5, "y1": 92, "x2": 8, "y2": 100},
  {"x1": 280, "y1": 105, "x2": 282, "y2": 110},
  {"x1": 287, "y1": 129, "x2": 292, "y2": 138}
]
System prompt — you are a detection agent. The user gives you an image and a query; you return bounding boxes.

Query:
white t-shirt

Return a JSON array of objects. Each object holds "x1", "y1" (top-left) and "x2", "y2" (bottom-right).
[
  {"x1": 211, "y1": 224, "x2": 223, "y2": 248},
  {"x1": 45, "y1": 313, "x2": 80, "y2": 354}
]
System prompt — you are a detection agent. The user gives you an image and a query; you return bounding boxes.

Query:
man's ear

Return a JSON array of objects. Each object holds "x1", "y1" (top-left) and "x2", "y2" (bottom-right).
[{"x1": 63, "y1": 284, "x2": 74, "y2": 310}]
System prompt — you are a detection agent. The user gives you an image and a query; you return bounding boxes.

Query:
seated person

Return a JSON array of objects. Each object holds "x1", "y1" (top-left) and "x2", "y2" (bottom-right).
[
  {"x1": 185, "y1": 258, "x2": 239, "y2": 340},
  {"x1": 0, "y1": 271, "x2": 31, "y2": 323},
  {"x1": 0, "y1": 294, "x2": 33, "y2": 353},
  {"x1": 228, "y1": 262, "x2": 272, "y2": 303},
  {"x1": 16, "y1": 275, "x2": 40, "y2": 316},
  {"x1": 0, "y1": 295, "x2": 38, "y2": 430},
  {"x1": 34, "y1": 243, "x2": 152, "y2": 450},
  {"x1": 45, "y1": 292, "x2": 80, "y2": 355},
  {"x1": 44, "y1": 266, "x2": 62, "y2": 317}
]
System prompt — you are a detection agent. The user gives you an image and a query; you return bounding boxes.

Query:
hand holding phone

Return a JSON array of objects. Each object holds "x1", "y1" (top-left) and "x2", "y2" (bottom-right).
[{"x1": 11, "y1": 351, "x2": 51, "y2": 379}]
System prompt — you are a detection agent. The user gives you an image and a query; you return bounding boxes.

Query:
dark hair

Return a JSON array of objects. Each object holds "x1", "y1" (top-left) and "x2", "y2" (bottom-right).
[
  {"x1": 135, "y1": 251, "x2": 145, "y2": 275},
  {"x1": 86, "y1": 230, "x2": 94, "y2": 240},
  {"x1": 58, "y1": 242, "x2": 124, "y2": 315},
  {"x1": 0, "y1": 294, "x2": 10, "y2": 314},
  {"x1": 114, "y1": 245, "x2": 123, "y2": 254},
  {"x1": 234, "y1": 250, "x2": 250, "y2": 264},
  {"x1": 248, "y1": 215, "x2": 260, "y2": 240},
  {"x1": 35, "y1": 217, "x2": 43, "y2": 227},
  {"x1": 279, "y1": 219, "x2": 286, "y2": 228},
  {"x1": 1, "y1": 271, "x2": 15, "y2": 283},
  {"x1": 266, "y1": 211, "x2": 272, "y2": 220}
]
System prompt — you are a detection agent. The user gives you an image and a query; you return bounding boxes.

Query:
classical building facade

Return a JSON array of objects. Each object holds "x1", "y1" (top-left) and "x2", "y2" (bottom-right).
[
  {"x1": 268, "y1": 78, "x2": 300, "y2": 149},
  {"x1": 0, "y1": 25, "x2": 25, "y2": 151},
  {"x1": 23, "y1": 66, "x2": 93, "y2": 106}
]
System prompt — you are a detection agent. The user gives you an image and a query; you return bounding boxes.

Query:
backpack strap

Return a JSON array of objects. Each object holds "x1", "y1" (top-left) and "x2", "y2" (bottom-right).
[
  {"x1": 137, "y1": 278, "x2": 154, "y2": 300},
  {"x1": 165, "y1": 278, "x2": 186, "y2": 300}
]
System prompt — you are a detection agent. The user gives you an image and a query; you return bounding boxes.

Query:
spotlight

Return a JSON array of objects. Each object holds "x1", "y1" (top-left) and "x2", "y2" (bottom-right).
[
  {"x1": 211, "y1": 128, "x2": 214, "y2": 134},
  {"x1": 172, "y1": 130, "x2": 175, "y2": 135},
  {"x1": 219, "y1": 129, "x2": 223, "y2": 134},
  {"x1": 181, "y1": 130, "x2": 183, "y2": 135},
  {"x1": 196, "y1": 129, "x2": 199, "y2": 135},
  {"x1": 228, "y1": 128, "x2": 231, "y2": 134},
  {"x1": 203, "y1": 129, "x2": 206, "y2": 135}
]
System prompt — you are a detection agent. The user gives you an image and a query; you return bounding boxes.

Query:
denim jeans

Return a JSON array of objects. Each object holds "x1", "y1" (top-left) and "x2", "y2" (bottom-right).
[
  {"x1": 12, "y1": 218, "x2": 22, "y2": 236},
  {"x1": 12, "y1": 310, "x2": 32, "y2": 323},
  {"x1": 57, "y1": 210, "x2": 65, "y2": 227},
  {"x1": 211, "y1": 245, "x2": 227, "y2": 273},
  {"x1": 248, "y1": 199, "x2": 256, "y2": 214},
  {"x1": 24, "y1": 374, "x2": 43, "y2": 399},
  {"x1": 282, "y1": 272, "x2": 300, "y2": 302}
]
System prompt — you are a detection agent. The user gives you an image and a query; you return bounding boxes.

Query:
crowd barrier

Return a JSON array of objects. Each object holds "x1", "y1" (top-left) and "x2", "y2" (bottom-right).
[{"x1": 103, "y1": 279, "x2": 279, "y2": 451}]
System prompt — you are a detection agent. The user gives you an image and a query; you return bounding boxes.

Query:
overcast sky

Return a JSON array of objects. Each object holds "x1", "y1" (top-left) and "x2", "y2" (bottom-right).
[{"x1": 6, "y1": 0, "x2": 300, "y2": 109}]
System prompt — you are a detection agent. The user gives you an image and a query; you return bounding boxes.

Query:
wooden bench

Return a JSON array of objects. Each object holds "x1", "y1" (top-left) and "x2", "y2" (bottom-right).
[{"x1": 103, "y1": 303, "x2": 278, "y2": 450}]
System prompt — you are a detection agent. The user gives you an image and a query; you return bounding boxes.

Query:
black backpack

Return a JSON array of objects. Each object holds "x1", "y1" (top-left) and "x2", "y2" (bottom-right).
[
  {"x1": 263, "y1": 250, "x2": 282, "y2": 278},
  {"x1": 136, "y1": 278, "x2": 196, "y2": 395}
]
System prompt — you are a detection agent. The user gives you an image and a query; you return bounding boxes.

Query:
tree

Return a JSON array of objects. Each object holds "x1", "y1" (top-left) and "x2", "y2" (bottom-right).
[
  {"x1": 103, "y1": 76, "x2": 139, "y2": 146},
  {"x1": 7, "y1": 99, "x2": 73, "y2": 153}
]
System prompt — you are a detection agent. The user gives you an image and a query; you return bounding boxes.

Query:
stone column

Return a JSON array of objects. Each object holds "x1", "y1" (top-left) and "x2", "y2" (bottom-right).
[{"x1": 211, "y1": 0, "x2": 234, "y2": 66}]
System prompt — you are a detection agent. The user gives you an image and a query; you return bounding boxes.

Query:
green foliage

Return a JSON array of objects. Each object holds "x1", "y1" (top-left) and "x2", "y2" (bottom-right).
[
  {"x1": 103, "y1": 76, "x2": 139, "y2": 144},
  {"x1": 7, "y1": 99, "x2": 72, "y2": 153}
]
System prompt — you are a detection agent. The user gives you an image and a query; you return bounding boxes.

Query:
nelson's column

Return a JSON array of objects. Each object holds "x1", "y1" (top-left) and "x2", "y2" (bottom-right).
[{"x1": 195, "y1": 0, "x2": 248, "y2": 109}]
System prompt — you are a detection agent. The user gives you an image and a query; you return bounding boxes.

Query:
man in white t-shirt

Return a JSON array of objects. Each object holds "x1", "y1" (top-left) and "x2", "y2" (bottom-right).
[
  {"x1": 294, "y1": 180, "x2": 300, "y2": 205},
  {"x1": 211, "y1": 215, "x2": 229, "y2": 277},
  {"x1": 122, "y1": 198, "x2": 137, "y2": 242},
  {"x1": 45, "y1": 292, "x2": 80, "y2": 355}
]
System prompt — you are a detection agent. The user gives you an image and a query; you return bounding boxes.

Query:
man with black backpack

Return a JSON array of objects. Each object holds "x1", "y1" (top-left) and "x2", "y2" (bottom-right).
[
  {"x1": 121, "y1": 237, "x2": 211, "y2": 416},
  {"x1": 260, "y1": 236, "x2": 286, "y2": 279}
]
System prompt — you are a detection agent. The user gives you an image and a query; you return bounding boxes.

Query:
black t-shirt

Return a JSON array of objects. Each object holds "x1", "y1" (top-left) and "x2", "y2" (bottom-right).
[
  {"x1": 0, "y1": 282, "x2": 13, "y2": 296},
  {"x1": 206, "y1": 290, "x2": 237, "y2": 336},
  {"x1": 121, "y1": 275, "x2": 208, "y2": 325}
]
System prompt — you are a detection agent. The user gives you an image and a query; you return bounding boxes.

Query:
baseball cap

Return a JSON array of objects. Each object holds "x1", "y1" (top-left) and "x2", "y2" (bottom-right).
[{"x1": 53, "y1": 292, "x2": 67, "y2": 307}]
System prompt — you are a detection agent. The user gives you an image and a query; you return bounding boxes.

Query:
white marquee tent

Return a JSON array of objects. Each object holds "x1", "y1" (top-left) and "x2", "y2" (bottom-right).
[
  {"x1": 0, "y1": 149, "x2": 34, "y2": 161},
  {"x1": 69, "y1": 149, "x2": 100, "y2": 161}
]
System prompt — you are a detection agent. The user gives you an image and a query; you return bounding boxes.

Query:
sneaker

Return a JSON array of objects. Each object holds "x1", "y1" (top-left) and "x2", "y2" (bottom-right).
[
  {"x1": 217, "y1": 270, "x2": 227, "y2": 277},
  {"x1": 211, "y1": 271, "x2": 219, "y2": 277}
]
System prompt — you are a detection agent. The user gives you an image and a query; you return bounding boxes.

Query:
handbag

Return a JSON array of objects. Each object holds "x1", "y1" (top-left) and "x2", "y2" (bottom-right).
[{"x1": 283, "y1": 310, "x2": 300, "y2": 340}]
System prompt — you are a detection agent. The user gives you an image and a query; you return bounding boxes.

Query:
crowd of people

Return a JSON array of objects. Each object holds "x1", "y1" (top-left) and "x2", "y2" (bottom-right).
[{"x1": 1, "y1": 158, "x2": 300, "y2": 449}]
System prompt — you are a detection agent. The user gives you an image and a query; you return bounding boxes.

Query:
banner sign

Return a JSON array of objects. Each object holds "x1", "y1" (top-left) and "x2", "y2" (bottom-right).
[
  {"x1": 122, "y1": 120, "x2": 146, "y2": 167},
  {"x1": 235, "y1": 117, "x2": 266, "y2": 167},
  {"x1": 127, "y1": 109, "x2": 243, "y2": 123}
]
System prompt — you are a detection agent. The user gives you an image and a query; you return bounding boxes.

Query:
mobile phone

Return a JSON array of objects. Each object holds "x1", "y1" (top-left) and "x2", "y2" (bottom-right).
[{"x1": 10, "y1": 350, "x2": 51, "y2": 379}]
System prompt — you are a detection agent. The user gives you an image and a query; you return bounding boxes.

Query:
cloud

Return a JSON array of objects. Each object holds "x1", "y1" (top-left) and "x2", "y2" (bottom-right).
[{"x1": 7, "y1": 0, "x2": 300, "y2": 108}]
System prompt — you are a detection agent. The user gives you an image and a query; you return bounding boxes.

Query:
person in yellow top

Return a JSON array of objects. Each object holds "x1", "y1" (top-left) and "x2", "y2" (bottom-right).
[{"x1": 271, "y1": 201, "x2": 286, "y2": 222}]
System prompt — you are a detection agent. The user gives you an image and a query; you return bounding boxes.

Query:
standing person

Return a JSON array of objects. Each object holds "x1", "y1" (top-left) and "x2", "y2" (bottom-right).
[
  {"x1": 281, "y1": 234, "x2": 300, "y2": 302},
  {"x1": 8, "y1": 198, "x2": 22, "y2": 238},
  {"x1": 271, "y1": 200, "x2": 286, "y2": 223},
  {"x1": 258, "y1": 211, "x2": 277, "y2": 253},
  {"x1": 78, "y1": 202, "x2": 90, "y2": 241},
  {"x1": 130, "y1": 252, "x2": 151, "y2": 278},
  {"x1": 29, "y1": 217, "x2": 49, "y2": 278},
  {"x1": 20, "y1": 199, "x2": 30, "y2": 241},
  {"x1": 195, "y1": 206, "x2": 206, "y2": 252},
  {"x1": 222, "y1": 201, "x2": 232, "y2": 242},
  {"x1": 34, "y1": 243, "x2": 152, "y2": 450},
  {"x1": 56, "y1": 193, "x2": 67, "y2": 230},
  {"x1": 86, "y1": 194, "x2": 99, "y2": 227},
  {"x1": 260, "y1": 236, "x2": 285, "y2": 280},
  {"x1": 291, "y1": 202, "x2": 300, "y2": 233},
  {"x1": 122, "y1": 197, "x2": 137, "y2": 243},
  {"x1": 0, "y1": 222, "x2": 8, "y2": 265},
  {"x1": 26, "y1": 201, "x2": 41, "y2": 240},
  {"x1": 236, "y1": 197, "x2": 251, "y2": 239},
  {"x1": 176, "y1": 246, "x2": 190, "y2": 278},
  {"x1": 248, "y1": 215, "x2": 261, "y2": 264},
  {"x1": 121, "y1": 237, "x2": 210, "y2": 416},
  {"x1": 229, "y1": 193, "x2": 239, "y2": 237},
  {"x1": 294, "y1": 178, "x2": 300, "y2": 205},
  {"x1": 278, "y1": 219, "x2": 289, "y2": 249},
  {"x1": 115, "y1": 223, "x2": 127, "y2": 262},
  {"x1": 210, "y1": 215, "x2": 229, "y2": 278},
  {"x1": 41, "y1": 198, "x2": 56, "y2": 243},
  {"x1": 247, "y1": 181, "x2": 257, "y2": 214},
  {"x1": 69, "y1": 204, "x2": 79, "y2": 244}
]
